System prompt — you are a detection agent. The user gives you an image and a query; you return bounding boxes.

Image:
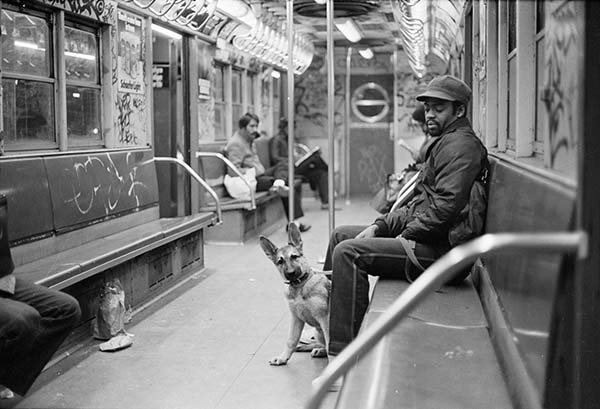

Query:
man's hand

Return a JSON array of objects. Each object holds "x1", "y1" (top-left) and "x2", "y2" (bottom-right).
[{"x1": 356, "y1": 225, "x2": 379, "y2": 239}]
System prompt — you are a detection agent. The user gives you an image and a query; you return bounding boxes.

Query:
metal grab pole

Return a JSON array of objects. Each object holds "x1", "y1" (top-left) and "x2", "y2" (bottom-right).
[
  {"x1": 327, "y1": 0, "x2": 335, "y2": 236},
  {"x1": 345, "y1": 47, "x2": 352, "y2": 205},
  {"x1": 287, "y1": 0, "x2": 295, "y2": 222}
]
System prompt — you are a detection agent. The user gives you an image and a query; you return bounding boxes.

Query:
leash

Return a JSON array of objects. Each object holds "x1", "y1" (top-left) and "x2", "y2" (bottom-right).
[{"x1": 396, "y1": 236, "x2": 426, "y2": 283}]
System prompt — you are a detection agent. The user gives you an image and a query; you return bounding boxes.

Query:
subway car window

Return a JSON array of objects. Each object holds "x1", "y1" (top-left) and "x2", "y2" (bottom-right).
[
  {"x1": 506, "y1": 1, "x2": 517, "y2": 151},
  {"x1": 213, "y1": 63, "x2": 226, "y2": 140},
  {"x1": 65, "y1": 25, "x2": 102, "y2": 148},
  {"x1": 247, "y1": 72, "x2": 255, "y2": 114},
  {"x1": 1, "y1": 8, "x2": 56, "y2": 150},
  {"x1": 535, "y1": 0, "x2": 547, "y2": 155},
  {"x1": 231, "y1": 68, "x2": 242, "y2": 133}
]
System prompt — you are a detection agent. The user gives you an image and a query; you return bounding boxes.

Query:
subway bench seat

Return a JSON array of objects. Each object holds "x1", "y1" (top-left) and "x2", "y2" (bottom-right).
[
  {"x1": 0, "y1": 149, "x2": 217, "y2": 337},
  {"x1": 336, "y1": 155, "x2": 575, "y2": 408},
  {"x1": 336, "y1": 277, "x2": 512, "y2": 409},
  {"x1": 197, "y1": 142, "x2": 286, "y2": 244}
]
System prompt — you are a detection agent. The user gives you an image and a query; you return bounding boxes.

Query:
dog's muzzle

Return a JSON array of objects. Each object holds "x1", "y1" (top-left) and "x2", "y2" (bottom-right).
[{"x1": 284, "y1": 270, "x2": 301, "y2": 281}]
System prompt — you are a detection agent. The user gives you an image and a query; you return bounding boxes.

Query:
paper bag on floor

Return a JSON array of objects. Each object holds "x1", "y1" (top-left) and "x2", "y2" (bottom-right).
[{"x1": 93, "y1": 279, "x2": 127, "y2": 340}]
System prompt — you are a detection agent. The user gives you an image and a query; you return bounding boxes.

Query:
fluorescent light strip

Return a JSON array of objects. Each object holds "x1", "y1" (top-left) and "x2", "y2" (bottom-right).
[
  {"x1": 65, "y1": 51, "x2": 96, "y2": 61},
  {"x1": 14, "y1": 40, "x2": 41, "y2": 50},
  {"x1": 335, "y1": 19, "x2": 362, "y2": 43},
  {"x1": 151, "y1": 23, "x2": 182, "y2": 40}
]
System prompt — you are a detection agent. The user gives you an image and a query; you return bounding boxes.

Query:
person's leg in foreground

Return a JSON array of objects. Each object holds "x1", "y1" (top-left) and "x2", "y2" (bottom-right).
[
  {"x1": 325, "y1": 227, "x2": 441, "y2": 355},
  {"x1": 0, "y1": 278, "x2": 81, "y2": 396}
]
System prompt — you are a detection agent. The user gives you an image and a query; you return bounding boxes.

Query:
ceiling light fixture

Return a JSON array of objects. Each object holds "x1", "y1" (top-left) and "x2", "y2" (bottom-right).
[
  {"x1": 151, "y1": 24, "x2": 182, "y2": 40},
  {"x1": 358, "y1": 48, "x2": 374, "y2": 59},
  {"x1": 335, "y1": 19, "x2": 362, "y2": 43},
  {"x1": 314, "y1": 0, "x2": 327, "y2": 4}
]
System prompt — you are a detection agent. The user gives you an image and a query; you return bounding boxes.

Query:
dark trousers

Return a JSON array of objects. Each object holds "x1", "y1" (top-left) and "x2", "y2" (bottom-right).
[
  {"x1": 257, "y1": 164, "x2": 304, "y2": 220},
  {"x1": 323, "y1": 225, "x2": 445, "y2": 355},
  {"x1": 0, "y1": 278, "x2": 81, "y2": 395},
  {"x1": 300, "y1": 168, "x2": 328, "y2": 205}
]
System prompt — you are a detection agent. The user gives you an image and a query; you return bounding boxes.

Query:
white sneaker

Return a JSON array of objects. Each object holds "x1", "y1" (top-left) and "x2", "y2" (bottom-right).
[{"x1": 0, "y1": 387, "x2": 14, "y2": 399}]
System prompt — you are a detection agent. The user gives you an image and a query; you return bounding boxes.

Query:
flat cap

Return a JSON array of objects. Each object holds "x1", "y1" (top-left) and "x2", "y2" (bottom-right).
[{"x1": 416, "y1": 75, "x2": 471, "y2": 105}]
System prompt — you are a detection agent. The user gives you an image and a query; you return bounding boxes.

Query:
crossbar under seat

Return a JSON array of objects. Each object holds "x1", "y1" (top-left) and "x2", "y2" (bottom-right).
[{"x1": 15, "y1": 212, "x2": 216, "y2": 290}]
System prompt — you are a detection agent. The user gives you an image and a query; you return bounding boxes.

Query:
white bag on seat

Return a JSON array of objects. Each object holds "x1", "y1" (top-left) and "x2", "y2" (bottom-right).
[{"x1": 224, "y1": 168, "x2": 257, "y2": 200}]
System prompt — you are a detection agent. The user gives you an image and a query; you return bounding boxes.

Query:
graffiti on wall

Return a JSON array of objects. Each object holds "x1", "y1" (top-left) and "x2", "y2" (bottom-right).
[
  {"x1": 43, "y1": 0, "x2": 116, "y2": 23},
  {"x1": 116, "y1": 93, "x2": 146, "y2": 145},
  {"x1": 294, "y1": 54, "x2": 345, "y2": 138},
  {"x1": 357, "y1": 144, "x2": 388, "y2": 193},
  {"x1": 66, "y1": 153, "x2": 147, "y2": 215},
  {"x1": 112, "y1": 8, "x2": 148, "y2": 146},
  {"x1": 396, "y1": 71, "x2": 427, "y2": 135},
  {"x1": 542, "y1": 1, "x2": 580, "y2": 172},
  {"x1": 197, "y1": 42, "x2": 214, "y2": 141}
]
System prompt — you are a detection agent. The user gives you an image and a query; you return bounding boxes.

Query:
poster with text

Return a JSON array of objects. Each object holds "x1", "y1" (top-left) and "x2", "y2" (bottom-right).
[{"x1": 118, "y1": 10, "x2": 144, "y2": 94}]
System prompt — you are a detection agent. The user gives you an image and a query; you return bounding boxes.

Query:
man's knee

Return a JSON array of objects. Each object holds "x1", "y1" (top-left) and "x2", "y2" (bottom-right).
[
  {"x1": 1, "y1": 307, "x2": 41, "y2": 343},
  {"x1": 332, "y1": 239, "x2": 357, "y2": 266},
  {"x1": 56, "y1": 293, "x2": 81, "y2": 324}
]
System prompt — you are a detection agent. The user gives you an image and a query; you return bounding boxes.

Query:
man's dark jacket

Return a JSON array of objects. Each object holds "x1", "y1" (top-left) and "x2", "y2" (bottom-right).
[{"x1": 373, "y1": 116, "x2": 487, "y2": 246}]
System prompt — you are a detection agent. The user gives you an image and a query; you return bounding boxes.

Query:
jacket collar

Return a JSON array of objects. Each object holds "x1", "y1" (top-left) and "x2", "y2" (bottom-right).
[{"x1": 442, "y1": 116, "x2": 472, "y2": 136}]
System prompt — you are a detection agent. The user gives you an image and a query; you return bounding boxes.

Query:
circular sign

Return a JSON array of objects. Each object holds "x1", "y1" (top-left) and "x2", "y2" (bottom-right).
[{"x1": 351, "y1": 82, "x2": 390, "y2": 123}]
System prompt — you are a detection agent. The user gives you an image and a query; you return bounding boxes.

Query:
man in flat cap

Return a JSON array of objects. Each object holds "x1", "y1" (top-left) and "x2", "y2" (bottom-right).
[{"x1": 321, "y1": 75, "x2": 489, "y2": 361}]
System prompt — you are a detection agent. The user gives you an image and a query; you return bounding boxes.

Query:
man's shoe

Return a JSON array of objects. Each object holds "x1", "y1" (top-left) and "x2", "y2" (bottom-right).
[
  {"x1": 321, "y1": 204, "x2": 342, "y2": 210},
  {"x1": 0, "y1": 387, "x2": 14, "y2": 400},
  {"x1": 299, "y1": 223, "x2": 311, "y2": 233}
]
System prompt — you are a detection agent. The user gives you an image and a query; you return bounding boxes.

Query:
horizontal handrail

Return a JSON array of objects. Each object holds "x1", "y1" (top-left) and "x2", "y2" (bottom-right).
[
  {"x1": 153, "y1": 156, "x2": 223, "y2": 225},
  {"x1": 195, "y1": 151, "x2": 257, "y2": 210},
  {"x1": 307, "y1": 231, "x2": 588, "y2": 409}
]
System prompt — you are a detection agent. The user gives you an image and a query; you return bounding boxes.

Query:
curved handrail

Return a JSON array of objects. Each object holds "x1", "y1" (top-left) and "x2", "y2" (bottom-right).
[
  {"x1": 306, "y1": 231, "x2": 588, "y2": 409},
  {"x1": 195, "y1": 151, "x2": 256, "y2": 210},
  {"x1": 153, "y1": 156, "x2": 223, "y2": 225}
]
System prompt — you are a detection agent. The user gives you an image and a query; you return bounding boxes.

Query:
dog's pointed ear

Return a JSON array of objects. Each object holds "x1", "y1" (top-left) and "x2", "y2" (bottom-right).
[
  {"x1": 259, "y1": 235, "x2": 278, "y2": 262},
  {"x1": 287, "y1": 223, "x2": 303, "y2": 251}
]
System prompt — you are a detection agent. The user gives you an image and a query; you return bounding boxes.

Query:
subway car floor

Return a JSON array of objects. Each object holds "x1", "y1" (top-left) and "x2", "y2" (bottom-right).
[{"x1": 7, "y1": 194, "x2": 379, "y2": 409}]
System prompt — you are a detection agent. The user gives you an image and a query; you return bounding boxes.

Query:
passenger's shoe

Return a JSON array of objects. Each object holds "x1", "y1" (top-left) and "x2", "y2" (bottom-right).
[
  {"x1": 269, "y1": 179, "x2": 290, "y2": 197},
  {"x1": 0, "y1": 386, "x2": 14, "y2": 400},
  {"x1": 286, "y1": 222, "x2": 311, "y2": 233},
  {"x1": 321, "y1": 203, "x2": 342, "y2": 210},
  {"x1": 299, "y1": 223, "x2": 311, "y2": 233}
]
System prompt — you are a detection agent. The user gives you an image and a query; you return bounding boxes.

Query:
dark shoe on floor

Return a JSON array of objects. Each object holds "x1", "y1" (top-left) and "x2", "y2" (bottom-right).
[
  {"x1": 286, "y1": 222, "x2": 311, "y2": 233},
  {"x1": 321, "y1": 203, "x2": 342, "y2": 210},
  {"x1": 299, "y1": 223, "x2": 311, "y2": 232}
]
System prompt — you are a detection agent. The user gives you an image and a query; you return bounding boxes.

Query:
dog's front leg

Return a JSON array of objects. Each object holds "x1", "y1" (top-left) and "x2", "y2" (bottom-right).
[
  {"x1": 269, "y1": 316, "x2": 304, "y2": 366},
  {"x1": 310, "y1": 316, "x2": 329, "y2": 358}
]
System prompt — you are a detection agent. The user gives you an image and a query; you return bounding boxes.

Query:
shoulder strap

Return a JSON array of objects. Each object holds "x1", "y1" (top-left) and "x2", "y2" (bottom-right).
[{"x1": 397, "y1": 236, "x2": 426, "y2": 278}]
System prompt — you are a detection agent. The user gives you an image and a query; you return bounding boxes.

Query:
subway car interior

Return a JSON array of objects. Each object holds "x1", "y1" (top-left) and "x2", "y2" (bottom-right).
[{"x1": 0, "y1": 0, "x2": 599, "y2": 408}]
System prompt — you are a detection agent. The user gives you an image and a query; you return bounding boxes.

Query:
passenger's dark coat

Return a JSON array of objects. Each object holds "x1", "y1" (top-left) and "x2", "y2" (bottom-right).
[{"x1": 373, "y1": 116, "x2": 487, "y2": 246}]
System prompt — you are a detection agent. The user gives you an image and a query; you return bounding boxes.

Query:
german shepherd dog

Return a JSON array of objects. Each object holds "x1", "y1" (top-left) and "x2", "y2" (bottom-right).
[{"x1": 259, "y1": 223, "x2": 331, "y2": 366}]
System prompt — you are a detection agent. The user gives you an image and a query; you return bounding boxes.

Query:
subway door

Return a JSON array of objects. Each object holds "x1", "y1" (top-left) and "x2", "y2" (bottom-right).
[
  {"x1": 152, "y1": 28, "x2": 190, "y2": 217},
  {"x1": 349, "y1": 74, "x2": 394, "y2": 196}
]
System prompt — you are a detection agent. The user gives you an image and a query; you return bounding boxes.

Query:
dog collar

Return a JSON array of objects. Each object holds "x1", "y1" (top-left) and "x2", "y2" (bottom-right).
[{"x1": 285, "y1": 271, "x2": 310, "y2": 287}]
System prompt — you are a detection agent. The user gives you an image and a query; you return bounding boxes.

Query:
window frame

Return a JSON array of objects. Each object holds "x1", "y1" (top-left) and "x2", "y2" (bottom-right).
[
  {"x1": 0, "y1": 3, "x2": 105, "y2": 153},
  {"x1": 1, "y1": 5, "x2": 58, "y2": 151},
  {"x1": 64, "y1": 20, "x2": 103, "y2": 149},
  {"x1": 212, "y1": 61, "x2": 227, "y2": 141}
]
